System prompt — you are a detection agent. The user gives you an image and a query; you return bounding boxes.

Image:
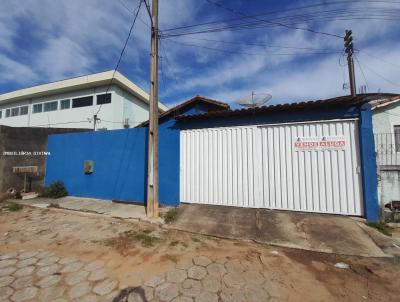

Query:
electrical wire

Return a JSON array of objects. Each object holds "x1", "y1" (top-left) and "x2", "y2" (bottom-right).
[
  {"x1": 359, "y1": 50, "x2": 400, "y2": 70},
  {"x1": 353, "y1": 54, "x2": 370, "y2": 92},
  {"x1": 96, "y1": 0, "x2": 144, "y2": 117},
  {"x1": 166, "y1": 39, "x2": 342, "y2": 56},
  {"x1": 118, "y1": 0, "x2": 150, "y2": 28},
  {"x1": 357, "y1": 57, "x2": 400, "y2": 88},
  {"x1": 204, "y1": 0, "x2": 343, "y2": 38}
]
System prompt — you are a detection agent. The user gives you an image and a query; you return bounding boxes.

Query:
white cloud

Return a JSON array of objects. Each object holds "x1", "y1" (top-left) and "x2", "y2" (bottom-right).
[{"x1": 0, "y1": 54, "x2": 37, "y2": 85}]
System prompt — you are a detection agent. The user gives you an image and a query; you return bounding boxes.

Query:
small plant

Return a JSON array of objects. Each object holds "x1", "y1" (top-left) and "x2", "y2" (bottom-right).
[
  {"x1": 163, "y1": 208, "x2": 178, "y2": 223},
  {"x1": 134, "y1": 233, "x2": 155, "y2": 247},
  {"x1": 38, "y1": 181, "x2": 68, "y2": 198},
  {"x1": 169, "y1": 240, "x2": 179, "y2": 247},
  {"x1": 367, "y1": 222, "x2": 392, "y2": 237},
  {"x1": 191, "y1": 236, "x2": 201, "y2": 242},
  {"x1": 165, "y1": 254, "x2": 178, "y2": 263},
  {"x1": 2, "y1": 203, "x2": 23, "y2": 212}
]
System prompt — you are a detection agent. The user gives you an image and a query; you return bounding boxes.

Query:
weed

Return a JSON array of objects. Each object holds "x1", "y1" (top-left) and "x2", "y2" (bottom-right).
[
  {"x1": 191, "y1": 236, "x2": 201, "y2": 242},
  {"x1": 163, "y1": 208, "x2": 178, "y2": 223},
  {"x1": 169, "y1": 240, "x2": 179, "y2": 247},
  {"x1": 206, "y1": 235, "x2": 220, "y2": 242},
  {"x1": 367, "y1": 222, "x2": 392, "y2": 237},
  {"x1": 2, "y1": 203, "x2": 23, "y2": 212},
  {"x1": 38, "y1": 181, "x2": 68, "y2": 198},
  {"x1": 181, "y1": 241, "x2": 188, "y2": 248},
  {"x1": 165, "y1": 254, "x2": 178, "y2": 263},
  {"x1": 142, "y1": 229, "x2": 152, "y2": 234},
  {"x1": 134, "y1": 233, "x2": 155, "y2": 247},
  {"x1": 49, "y1": 203, "x2": 60, "y2": 208}
]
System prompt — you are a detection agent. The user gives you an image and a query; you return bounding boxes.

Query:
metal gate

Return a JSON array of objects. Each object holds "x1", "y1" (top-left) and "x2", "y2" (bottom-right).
[{"x1": 180, "y1": 119, "x2": 363, "y2": 216}]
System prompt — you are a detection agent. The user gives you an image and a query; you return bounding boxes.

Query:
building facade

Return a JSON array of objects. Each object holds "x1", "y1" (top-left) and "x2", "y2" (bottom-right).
[
  {"x1": 371, "y1": 97, "x2": 400, "y2": 209},
  {"x1": 0, "y1": 71, "x2": 168, "y2": 130}
]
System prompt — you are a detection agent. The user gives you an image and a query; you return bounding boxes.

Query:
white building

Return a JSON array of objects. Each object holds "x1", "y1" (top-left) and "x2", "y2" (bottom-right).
[
  {"x1": 371, "y1": 96, "x2": 400, "y2": 209},
  {"x1": 0, "y1": 70, "x2": 168, "y2": 130}
]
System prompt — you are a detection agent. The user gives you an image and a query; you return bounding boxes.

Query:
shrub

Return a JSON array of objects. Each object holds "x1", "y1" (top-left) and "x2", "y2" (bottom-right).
[
  {"x1": 367, "y1": 222, "x2": 392, "y2": 237},
  {"x1": 163, "y1": 208, "x2": 178, "y2": 223},
  {"x1": 38, "y1": 181, "x2": 68, "y2": 198}
]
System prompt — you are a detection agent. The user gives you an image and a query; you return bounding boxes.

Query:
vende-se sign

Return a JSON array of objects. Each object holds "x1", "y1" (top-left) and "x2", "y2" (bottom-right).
[{"x1": 294, "y1": 137, "x2": 346, "y2": 150}]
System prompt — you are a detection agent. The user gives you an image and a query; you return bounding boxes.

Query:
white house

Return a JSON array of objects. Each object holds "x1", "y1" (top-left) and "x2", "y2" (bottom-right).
[
  {"x1": 0, "y1": 70, "x2": 168, "y2": 130},
  {"x1": 371, "y1": 95, "x2": 400, "y2": 209}
]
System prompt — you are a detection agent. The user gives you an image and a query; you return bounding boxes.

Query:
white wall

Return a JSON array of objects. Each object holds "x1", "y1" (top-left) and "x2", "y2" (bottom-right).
[
  {"x1": 0, "y1": 85, "x2": 151, "y2": 130},
  {"x1": 372, "y1": 102, "x2": 400, "y2": 134}
]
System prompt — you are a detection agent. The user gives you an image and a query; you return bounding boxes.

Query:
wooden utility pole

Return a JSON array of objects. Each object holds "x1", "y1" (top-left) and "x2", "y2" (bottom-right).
[
  {"x1": 147, "y1": 0, "x2": 159, "y2": 218},
  {"x1": 344, "y1": 30, "x2": 356, "y2": 97}
]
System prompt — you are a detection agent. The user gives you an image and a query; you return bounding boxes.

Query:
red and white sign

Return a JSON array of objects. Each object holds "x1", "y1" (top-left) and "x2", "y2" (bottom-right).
[{"x1": 294, "y1": 137, "x2": 346, "y2": 150}]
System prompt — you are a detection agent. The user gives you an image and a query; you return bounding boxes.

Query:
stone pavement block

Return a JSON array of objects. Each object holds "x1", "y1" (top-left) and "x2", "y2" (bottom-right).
[
  {"x1": 88, "y1": 269, "x2": 107, "y2": 282},
  {"x1": 180, "y1": 279, "x2": 202, "y2": 298},
  {"x1": 13, "y1": 266, "x2": 35, "y2": 278},
  {"x1": 59, "y1": 257, "x2": 75, "y2": 265},
  {"x1": 61, "y1": 262, "x2": 84, "y2": 273},
  {"x1": 196, "y1": 291, "x2": 218, "y2": 302},
  {"x1": 206, "y1": 263, "x2": 226, "y2": 277},
  {"x1": 92, "y1": 278, "x2": 118, "y2": 296},
  {"x1": 10, "y1": 286, "x2": 38, "y2": 302},
  {"x1": 0, "y1": 253, "x2": 18, "y2": 260},
  {"x1": 65, "y1": 270, "x2": 89, "y2": 286},
  {"x1": 36, "y1": 251, "x2": 54, "y2": 259},
  {"x1": 193, "y1": 256, "x2": 212, "y2": 267},
  {"x1": 127, "y1": 286, "x2": 154, "y2": 302},
  {"x1": 68, "y1": 281, "x2": 91, "y2": 299},
  {"x1": 166, "y1": 269, "x2": 187, "y2": 283},
  {"x1": 36, "y1": 264, "x2": 60, "y2": 277},
  {"x1": 0, "y1": 286, "x2": 14, "y2": 300},
  {"x1": 83, "y1": 260, "x2": 105, "y2": 272},
  {"x1": 79, "y1": 294, "x2": 98, "y2": 302},
  {"x1": 0, "y1": 259, "x2": 17, "y2": 269},
  {"x1": 0, "y1": 267, "x2": 16, "y2": 277},
  {"x1": 143, "y1": 276, "x2": 164, "y2": 288},
  {"x1": 223, "y1": 272, "x2": 246, "y2": 289},
  {"x1": 16, "y1": 257, "x2": 38, "y2": 268},
  {"x1": 18, "y1": 251, "x2": 39, "y2": 260},
  {"x1": 39, "y1": 286, "x2": 66, "y2": 302},
  {"x1": 224, "y1": 260, "x2": 245, "y2": 273},
  {"x1": 12, "y1": 276, "x2": 33, "y2": 289},
  {"x1": 263, "y1": 280, "x2": 281, "y2": 298},
  {"x1": 171, "y1": 296, "x2": 193, "y2": 302},
  {"x1": 202, "y1": 276, "x2": 221, "y2": 293},
  {"x1": 155, "y1": 282, "x2": 179, "y2": 302},
  {"x1": 220, "y1": 288, "x2": 246, "y2": 302},
  {"x1": 0, "y1": 275, "x2": 14, "y2": 287},
  {"x1": 37, "y1": 275, "x2": 62, "y2": 288},
  {"x1": 242, "y1": 270, "x2": 265, "y2": 285},
  {"x1": 37, "y1": 256, "x2": 60, "y2": 266},
  {"x1": 187, "y1": 266, "x2": 207, "y2": 280}
]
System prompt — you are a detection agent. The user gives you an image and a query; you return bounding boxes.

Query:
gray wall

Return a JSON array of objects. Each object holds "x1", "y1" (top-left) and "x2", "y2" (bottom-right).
[{"x1": 0, "y1": 126, "x2": 88, "y2": 192}]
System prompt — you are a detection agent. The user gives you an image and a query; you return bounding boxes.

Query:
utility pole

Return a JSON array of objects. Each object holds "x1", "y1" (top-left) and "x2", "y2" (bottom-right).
[
  {"x1": 93, "y1": 114, "x2": 100, "y2": 131},
  {"x1": 147, "y1": 0, "x2": 159, "y2": 218},
  {"x1": 344, "y1": 30, "x2": 356, "y2": 97}
]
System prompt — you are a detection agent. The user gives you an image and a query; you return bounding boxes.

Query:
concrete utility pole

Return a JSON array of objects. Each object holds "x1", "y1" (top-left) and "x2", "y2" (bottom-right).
[
  {"x1": 344, "y1": 30, "x2": 356, "y2": 97},
  {"x1": 147, "y1": 0, "x2": 159, "y2": 218}
]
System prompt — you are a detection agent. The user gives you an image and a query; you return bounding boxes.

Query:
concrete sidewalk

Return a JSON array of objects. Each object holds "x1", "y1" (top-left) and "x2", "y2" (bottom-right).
[
  {"x1": 168, "y1": 204, "x2": 390, "y2": 257},
  {"x1": 12, "y1": 196, "x2": 163, "y2": 223}
]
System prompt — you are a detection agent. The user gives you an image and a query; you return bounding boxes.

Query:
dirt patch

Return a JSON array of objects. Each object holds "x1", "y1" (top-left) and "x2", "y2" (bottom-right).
[{"x1": 0, "y1": 206, "x2": 399, "y2": 301}]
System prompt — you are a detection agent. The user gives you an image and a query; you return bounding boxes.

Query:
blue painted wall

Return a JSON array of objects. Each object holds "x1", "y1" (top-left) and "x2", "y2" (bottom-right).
[
  {"x1": 358, "y1": 103, "x2": 380, "y2": 221},
  {"x1": 46, "y1": 128, "x2": 148, "y2": 203}
]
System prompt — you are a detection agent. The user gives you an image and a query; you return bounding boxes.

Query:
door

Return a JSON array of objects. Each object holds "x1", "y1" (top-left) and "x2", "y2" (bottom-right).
[{"x1": 180, "y1": 119, "x2": 363, "y2": 216}]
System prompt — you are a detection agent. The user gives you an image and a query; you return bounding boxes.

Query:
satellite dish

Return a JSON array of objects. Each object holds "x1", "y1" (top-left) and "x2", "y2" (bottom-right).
[{"x1": 235, "y1": 92, "x2": 272, "y2": 108}]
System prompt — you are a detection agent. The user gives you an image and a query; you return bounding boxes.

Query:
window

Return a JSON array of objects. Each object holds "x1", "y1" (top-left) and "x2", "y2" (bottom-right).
[
  {"x1": 395, "y1": 125, "x2": 400, "y2": 152},
  {"x1": 20, "y1": 106, "x2": 28, "y2": 115},
  {"x1": 96, "y1": 93, "x2": 111, "y2": 105},
  {"x1": 33, "y1": 103, "x2": 43, "y2": 113},
  {"x1": 72, "y1": 96, "x2": 93, "y2": 108},
  {"x1": 0, "y1": 110, "x2": 2, "y2": 119},
  {"x1": 44, "y1": 101, "x2": 58, "y2": 112},
  {"x1": 11, "y1": 107, "x2": 19, "y2": 117},
  {"x1": 60, "y1": 99, "x2": 70, "y2": 110},
  {"x1": 5, "y1": 109, "x2": 10, "y2": 118}
]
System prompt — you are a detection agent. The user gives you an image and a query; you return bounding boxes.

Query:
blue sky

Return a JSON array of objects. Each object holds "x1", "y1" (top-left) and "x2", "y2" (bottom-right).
[{"x1": 1, "y1": 0, "x2": 400, "y2": 107}]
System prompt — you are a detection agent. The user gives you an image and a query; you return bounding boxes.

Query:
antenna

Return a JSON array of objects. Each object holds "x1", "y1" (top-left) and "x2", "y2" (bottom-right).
[{"x1": 235, "y1": 92, "x2": 272, "y2": 108}]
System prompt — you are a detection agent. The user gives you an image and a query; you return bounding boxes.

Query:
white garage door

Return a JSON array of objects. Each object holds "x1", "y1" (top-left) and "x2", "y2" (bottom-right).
[{"x1": 180, "y1": 119, "x2": 364, "y2": 216}]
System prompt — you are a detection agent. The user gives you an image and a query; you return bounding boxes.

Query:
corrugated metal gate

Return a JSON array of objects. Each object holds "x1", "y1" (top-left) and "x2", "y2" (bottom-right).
[{"x1": 180, "y1": 119, "x2": 364, "y2": 216}]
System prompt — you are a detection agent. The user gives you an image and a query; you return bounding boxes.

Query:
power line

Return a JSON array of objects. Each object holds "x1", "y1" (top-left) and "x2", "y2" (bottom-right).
[
  {"x1": 204, "y1": 0, "x2": 343, "y2": 38},
  {"x1": 163, "y1": 1, "x2": 400, "y2": 33},
  {"x1": 357, "y1": 57, "x2": 400, "y2": 88},
  {"x1": 359, "y1": 50, "x2": 400, "y2": 69},
  {"x1": 96, "y1": 0, "x2": 144, "y2": 117},
  {"x1": 118, "y1": 0, "x2": 150, "y2": 28},
  {"x1": 166, "y1": 39, "x2": 342, "y2": 56},
  {"x1": 353, "y1": 54, "x2": 369, "y2": 91},
  {"x1": 168, "y1": 36, "x2": 336, "y2": 51}
]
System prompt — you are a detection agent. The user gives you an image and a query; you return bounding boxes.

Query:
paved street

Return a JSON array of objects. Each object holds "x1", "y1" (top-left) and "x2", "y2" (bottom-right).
[{"x1": 0, "y1": 203, "x2": 399, "y2": 302}]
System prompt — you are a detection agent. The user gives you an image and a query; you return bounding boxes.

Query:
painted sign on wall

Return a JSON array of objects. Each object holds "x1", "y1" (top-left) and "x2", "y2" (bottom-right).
[{"x1": 294, "y1": 137, "x2": 346, "y2": 150}]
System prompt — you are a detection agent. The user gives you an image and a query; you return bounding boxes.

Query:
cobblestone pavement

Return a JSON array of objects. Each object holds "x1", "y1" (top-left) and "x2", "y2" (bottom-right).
[
  {"x1": 0, "y1": 250, "x2": 120, "y2": 302},
  {"x1": 127, "y1": 255, "x2": 281, "y2": 302}
]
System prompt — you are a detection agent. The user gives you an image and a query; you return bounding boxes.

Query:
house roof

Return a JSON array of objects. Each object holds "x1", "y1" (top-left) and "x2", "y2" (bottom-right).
[
  {"x1": 175, "y1": 93, "x2": 400, "y2": 122},
  {"x1": 138, "y1": 95, "x2": 230, "y2": 127},
  {"x1": 369, "y1": 95, "x2": 400, "y2": 110},
  {"x1": 0, "y1": 70, "x2": 169, "y2": 112}
]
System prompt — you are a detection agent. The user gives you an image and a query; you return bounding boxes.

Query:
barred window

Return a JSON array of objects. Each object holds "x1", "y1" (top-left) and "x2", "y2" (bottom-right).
[{"x1": 395, "y1": 125, "x2": 400, "y2": 152}]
